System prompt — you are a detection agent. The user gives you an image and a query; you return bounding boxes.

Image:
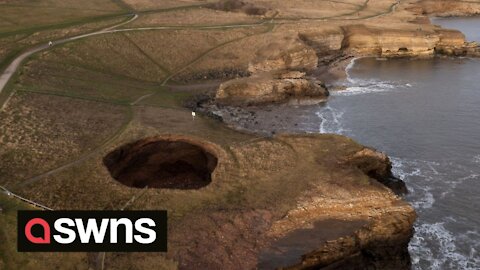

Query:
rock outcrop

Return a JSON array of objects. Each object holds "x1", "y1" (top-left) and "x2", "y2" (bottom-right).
[
  {"x1": 213, "y1": 35, "x2": 325, "y2": 106},
  {"x1": 415, "y1": 0, "x2": 480, "y2": 17},
  {"x1": 163, "y1": 134, "x2": 416, "y2": 270},
  {"x1": 435, "y1": 29, "x2": 480, "y2": 56},
  {"x1": 342, "y1": 25, "x2": 437, "y2": 57},
  {"x1": 341, "y1": 24, "x2": 468, "y2": 58},
  {"x1": 215, "y1": 70, "x2": 328, "y2": 105},
  {"x1": 344, "y1": 147, "x2": 408, "y2": 194}
]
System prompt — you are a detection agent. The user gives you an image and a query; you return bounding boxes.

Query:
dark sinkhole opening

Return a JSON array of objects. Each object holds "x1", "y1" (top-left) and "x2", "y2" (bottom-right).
[{"x1": 103, "y1": 139, "x2": 218, "y2": 190}]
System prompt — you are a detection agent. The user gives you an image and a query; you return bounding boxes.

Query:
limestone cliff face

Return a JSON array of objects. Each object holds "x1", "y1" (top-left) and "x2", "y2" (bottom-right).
[
  {"x1": 247, "y1": 36, "x2": 319, "y2": 73},
  {"x1": 342, "y1": 25, "x2": 438, "y2": 57},
  {"x1": 158, "y1": 134, "x2": 417, "y2": 270},
  {"x1": 214, "y1": 35, "x2": 326, "y2": 106},
  {"x1": 341, "y1": 24, "x2": 467, "y2": 58},
  {"x1": 435, "y1": 29, "x2": 480, "y2": 56},
  {"x1": 215, "y1": 71, "x2": 328, "y2": 105},
  {"x1": 344, "y1": 147, "x2": 408, "y2": 194},
  {"x1": 253, "y1": 137, "x2": 416, "y2": 270}
]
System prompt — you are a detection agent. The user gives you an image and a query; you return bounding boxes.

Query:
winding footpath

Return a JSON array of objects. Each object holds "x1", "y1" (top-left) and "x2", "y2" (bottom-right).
[
  {"x1": 0, "y1": 14, "x2": 139, "y2": 110},
  {"x1": 1, "y1": 0, "x2": 404, "y2": 204}
]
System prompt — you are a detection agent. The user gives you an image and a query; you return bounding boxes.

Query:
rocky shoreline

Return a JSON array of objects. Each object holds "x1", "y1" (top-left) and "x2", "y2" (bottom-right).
[
  {"x1": 180, "y1": 1, "x2": 480, "y2": 269},
  {"x1": 2, "y1": 1, "x2": 480, "y2": 269}
]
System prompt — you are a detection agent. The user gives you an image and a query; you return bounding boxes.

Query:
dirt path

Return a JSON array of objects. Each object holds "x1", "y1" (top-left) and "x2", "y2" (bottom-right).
[
  {"x1": 0, "y1": 14, "x2": 138, "y2": 110},
  {"x1": 3, "y1": 0, "x2": 404, "y2": 195}
]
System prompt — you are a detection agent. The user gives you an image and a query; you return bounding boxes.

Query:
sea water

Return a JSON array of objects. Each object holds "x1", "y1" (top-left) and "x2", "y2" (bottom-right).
[{"x1": 314, "y1": 18, "x2": 480, "y2": 269}]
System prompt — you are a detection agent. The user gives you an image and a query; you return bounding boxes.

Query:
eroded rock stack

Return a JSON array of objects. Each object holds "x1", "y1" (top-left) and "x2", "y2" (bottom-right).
[
  {"x1": 215, "y1": 36, "x2": 328, "y2": 106},
  {"x1": 215, "y1": 70, "x2": 328, "y2": 105}
]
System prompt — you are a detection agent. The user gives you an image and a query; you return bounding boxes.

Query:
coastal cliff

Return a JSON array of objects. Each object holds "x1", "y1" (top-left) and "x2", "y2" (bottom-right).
[
  {"x1": 210, "y1": 2, "x2": 479, "y2": 106},
  {"x1": 5, "y1": 0, "x2": 480, "y2": 269},
  {"x1": 194, "y1": 1, "x2": 480, "y2": 269},
  {"x1": 163, "y1": 134, "x2": 416, "y2": 270}
]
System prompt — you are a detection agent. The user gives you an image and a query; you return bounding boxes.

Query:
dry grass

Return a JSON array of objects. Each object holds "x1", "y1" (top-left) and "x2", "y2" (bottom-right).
[
  {"x1": 0, "y1": 92, "x2": 129, "y2": 185},
  {"x1": 0, "y1": 0, "x2": 123, "y2": 34},
  {"x1": 173, "y1": 29, "x2": 274, "y2": 80},
  {"x1": 0, "y1": 0, "x2": 422, "y2": 268},
  {"x1": 2, "y1": 26, "x2": 264, "y2": 113},
  {"x1": 0, "y1": 16, "x2": 129, "y2": 71},
  {"x1": 0, "y1": 194, "x2": 88, "y2": 270},
  {"x1": 120, "y1": 29, "x2": 258, "y2": 78},
  {"x1": 7, "y1": 106, "x2": 396, "y2": 269},
  {"x1": 16, "y1": 50, "x2": 159, "y2": 103},
  {"x1": 122, "y1": 0, "x2": 210, "y2": 11},
  {"x1": 127, "y1": 7, "x2": 260, "y2": 27}
]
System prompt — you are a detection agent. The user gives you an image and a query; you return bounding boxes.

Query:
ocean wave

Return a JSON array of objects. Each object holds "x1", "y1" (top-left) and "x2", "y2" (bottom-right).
[
  {"x1": 316, "y1": 105, "x2": 345, "y2": 134},
  {"x1": 440, "y1": 173, "x2": 479, "y2": 198},
  {"x1": 391, "y1": 156, "x2": 480, "y2": 269},
  {"x1": 328, "y1": 57, "x2": 480, "y2": 270},
  {"x1": 345, "y1": 57, "x2": 359, "y2": 83},
  {"x1": 391, "y1": 157, "x2": 480, "y2": 200},
  {"x1": 341, "y1": 57, "x2": 413, "y2": 96},
  {"x1": 410, "y1": 222, "x2": 480, "y2": 270},
  {"x1": 333, "y1": 78, "x2": 414, "y2": 96}
]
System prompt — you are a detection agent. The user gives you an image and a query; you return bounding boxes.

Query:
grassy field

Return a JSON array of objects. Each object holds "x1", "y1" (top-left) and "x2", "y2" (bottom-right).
[
  {"x1": 0, "y1": 0, "x2": 415, "y2": 269},
  {"x1": 0, "y1": 0, "x2": 124, "y2": 35},
  {"x1": 121, "y1": 0, "x2": 210, "y2": 11},
  {"x1": 126, "y1": 6, "x2": 260, "y2": 27},
  {"x1": 0, "y1": 16, "x2": 128, "y2": 67},
  {"x1": 0, "y1": 91, "x2": 130, "y2": 186},
  {"x1": 0, "y1": 193, "x2": 88, "y2": 269}
]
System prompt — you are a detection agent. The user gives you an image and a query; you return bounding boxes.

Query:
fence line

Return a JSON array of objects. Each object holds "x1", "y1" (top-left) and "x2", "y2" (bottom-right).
[{"x1": 0, "y1": 185, "x2": 53, "y2": 211}]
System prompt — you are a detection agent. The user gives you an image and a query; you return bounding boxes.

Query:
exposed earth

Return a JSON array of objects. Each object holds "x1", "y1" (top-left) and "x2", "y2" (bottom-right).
[{"x1": 1, "y1": 0, "x2": 479, "y2": 269}]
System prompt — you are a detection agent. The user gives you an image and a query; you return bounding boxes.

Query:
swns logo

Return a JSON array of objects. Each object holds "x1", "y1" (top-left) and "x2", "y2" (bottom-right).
[{"x1": 18, "y1": 211, "x2": 167, "y2": 252}]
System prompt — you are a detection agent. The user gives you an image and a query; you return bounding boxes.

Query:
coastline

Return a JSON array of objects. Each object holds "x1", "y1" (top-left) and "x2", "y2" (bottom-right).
[
  {"x1": 190, "y1": 3, "x2": 480, "y2": 268},
  {"x1": 2, "y1": 1, "x2": 480, "y2": 269}
]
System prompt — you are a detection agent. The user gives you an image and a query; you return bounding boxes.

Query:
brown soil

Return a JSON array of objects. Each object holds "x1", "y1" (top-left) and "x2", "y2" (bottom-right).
[{"x1": 103, "y1": 138, "x2": 218, "y2": 189}]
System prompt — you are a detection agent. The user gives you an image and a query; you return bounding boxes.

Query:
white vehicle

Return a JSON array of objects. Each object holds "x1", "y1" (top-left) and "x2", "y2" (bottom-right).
[{"x1": 48, "y1": 41, "x2": 53, "y2": 47}]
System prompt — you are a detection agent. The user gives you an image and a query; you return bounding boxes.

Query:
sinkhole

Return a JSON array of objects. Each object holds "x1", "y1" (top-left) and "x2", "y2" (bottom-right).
[{"x1": 103, "y1": 138, "x2": 218, "y2": 189}]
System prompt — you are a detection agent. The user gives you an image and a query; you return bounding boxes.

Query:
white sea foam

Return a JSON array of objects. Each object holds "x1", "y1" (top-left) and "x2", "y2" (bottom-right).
[
  {"x1": 391, "y1": 155, "x2": 480, "y2": 268},
  {"x1": 316, "y1": 105, "x2": 345, "y2": 134},
  {"x1": 392, "y1": 157, "x2": 480, "y2": 205},
  {"x1": 440, "y1": 173, "x2": 479, "y2": 198},
  {"x1": 410, "y1": 222, "x2": 480, "y2": 270},
  {"x1": 391, "y1": 157, "x2": 433, "y2": 180},
  {"x1": 319, "y1": 56, "x2": 480, "y2": 268},
  {"x1": 412, "y1": 186, "x2": 435, "y2": 209},
  {"x1": 345, "y1": 57, "x2": 359, "y2": 83},
  {"x1": 336, "y1": 76, "x2": 410, "y2": 96},
  {"x1": 340, "y1": 57, "x2": 413, "y2": 96}
]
